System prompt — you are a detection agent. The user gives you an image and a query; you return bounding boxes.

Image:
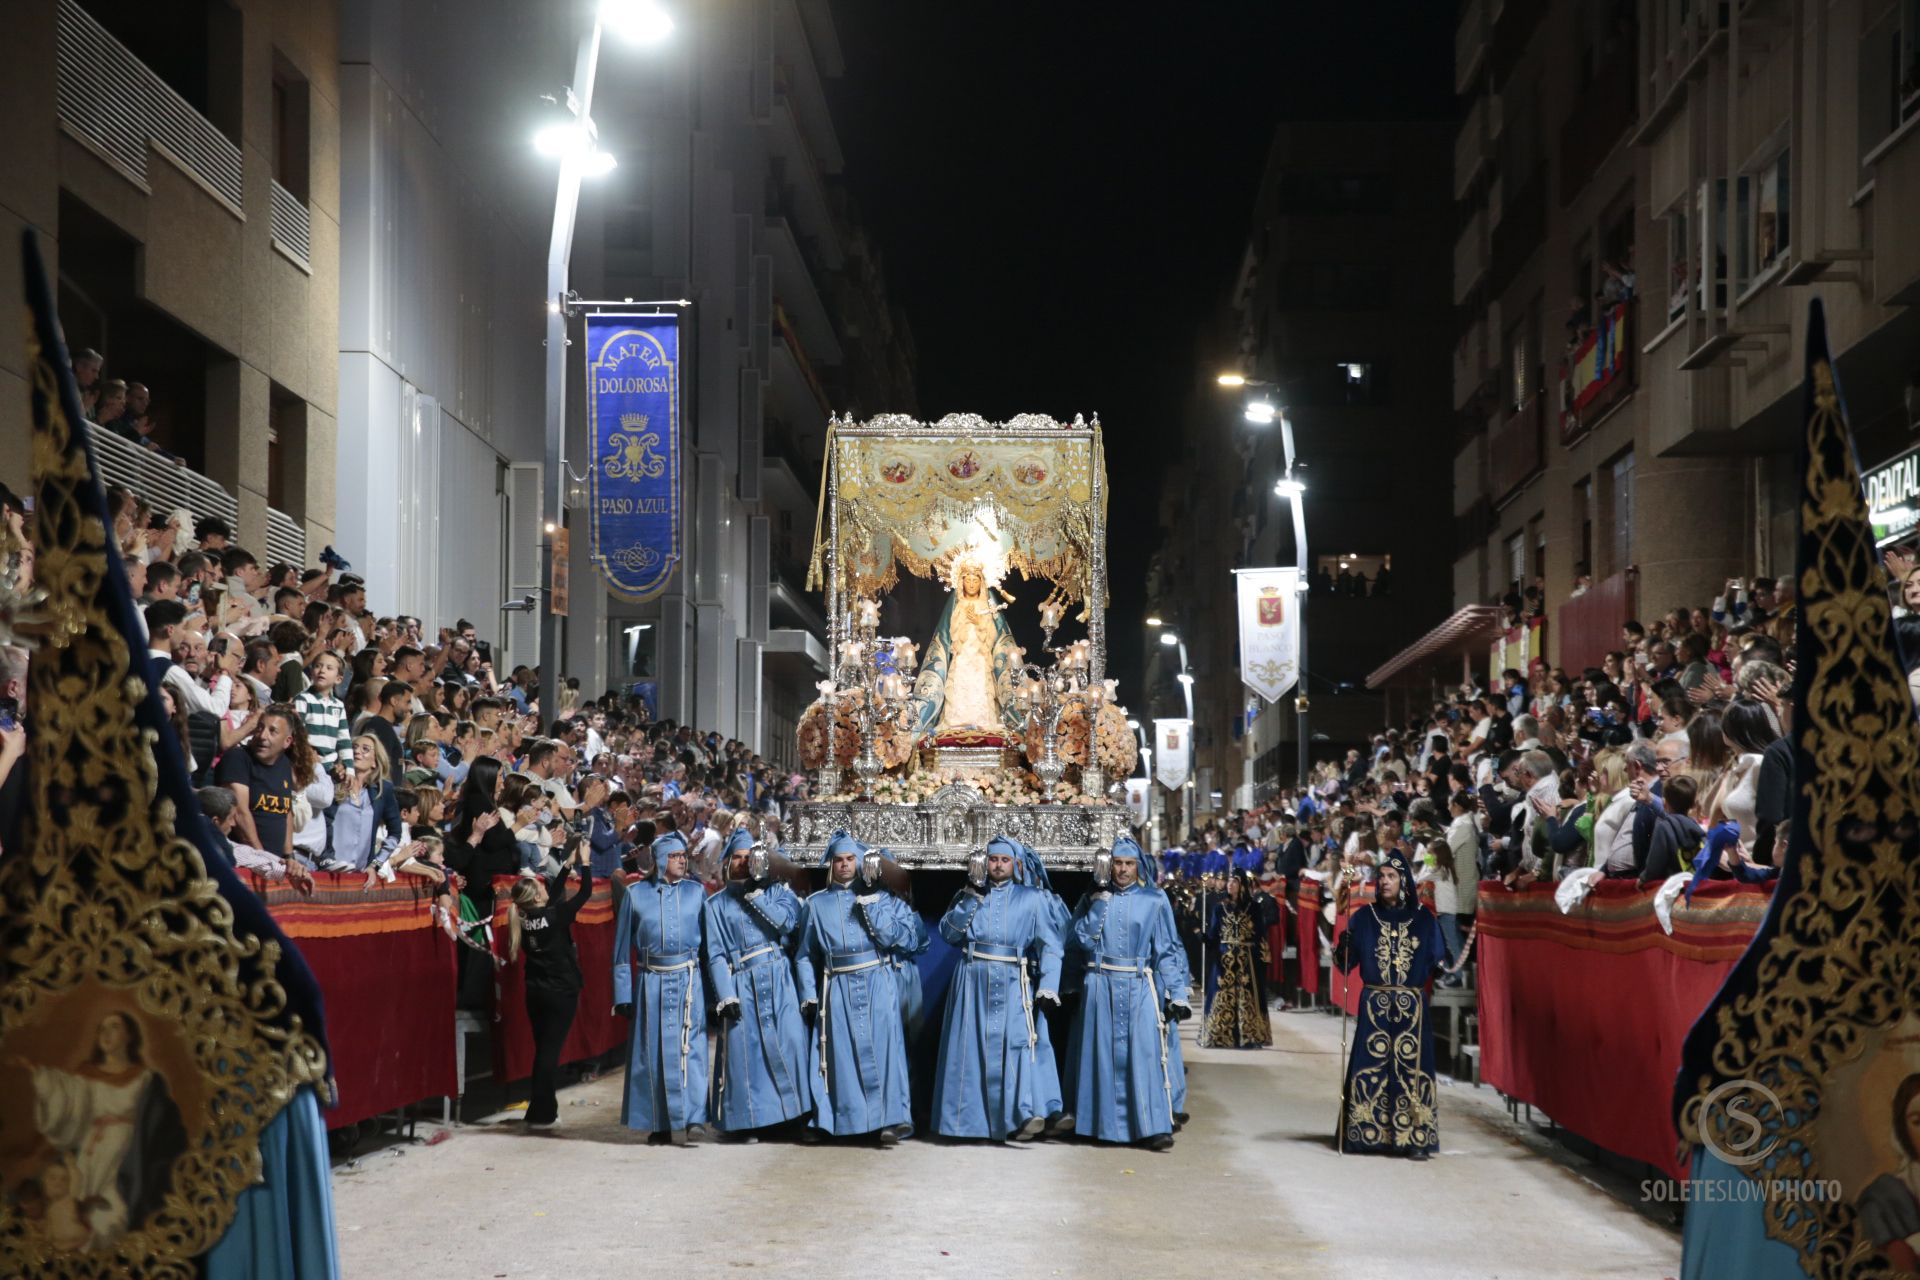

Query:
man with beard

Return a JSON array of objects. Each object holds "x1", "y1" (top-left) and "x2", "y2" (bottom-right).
[
  {"x1": 930, "y1": 835, "x2": 1065, "y2": 1142},
  {"x1": 702, "y1": 829, "x2": 810, "y2": 1138},
  {"x1": 1065, "y1": 835, "x2": 1188, "y2": 1151},
  {"x1": 612, "y1": 829, "x2": 712, "y2": 1144},
  {"x1": 794, "y1": 830, "x2": 920, "y2": 1145}
]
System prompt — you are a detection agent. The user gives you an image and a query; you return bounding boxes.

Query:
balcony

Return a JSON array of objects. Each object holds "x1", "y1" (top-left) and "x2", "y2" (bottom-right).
[
  {"x1": 1453, "y1": 207, "x2": 1488, "y2": 305},
  {"x1": 1488, "y1": 389, "x2": 1544, "y2": 505},
  {"x1": 1557, "y1": 568, "x2": 1637, "y2": 673},
  {"x1": 55, "y1": 0, "x2": 243, "y2": 216},
  {"x1": 1455, "y1": 0, "x2": 1488, "y2": 94},
  {"x1": 762, "y1": 215, "x2": 843, "y2": 368},
  {"x1": 269, "y1": 179, "x2": 311, "y2": 272},
  {"x1": 1453, "y1": 315, "x2": 1490, "y2": 412},
  {"x1": 1489, "y1": 166, "x2": 1546, "y2": 300},
  {"x1": 1558, "y1": 300, "x2": 1634, "y2": 443},
  {"x1": 762, "y1": 93, "x2": 845, "y2": 273},
  {"x1": 91, "y1": 425, "x2": 306, "y2": 565},
  {"x1": 1454, "y1": 94, "x2": 1489, "y2": 200}
]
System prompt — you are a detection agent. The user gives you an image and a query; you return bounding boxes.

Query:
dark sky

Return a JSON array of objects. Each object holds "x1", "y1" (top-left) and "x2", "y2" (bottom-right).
[{"x1": 830, "y1": 1, "x2": 1455, "y2": 704}]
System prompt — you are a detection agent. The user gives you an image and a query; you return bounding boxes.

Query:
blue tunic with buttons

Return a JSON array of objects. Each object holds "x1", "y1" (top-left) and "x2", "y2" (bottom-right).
[
  {"x1": 930, "y1": 881, "x2": 1065, "y2": 1139},
  {"x1": 612, "y1": 876, "x2": 711, "y2": 1131},
  {"x1": 1065, "y1": 880, "x2": 1187, "y2": 1142},
  {"x1": 794, "y1": 882, "x2": 920, "y2": 1135},
  {"x1": 702, "y1": 880, "x2": 811, "y2": 1132}
]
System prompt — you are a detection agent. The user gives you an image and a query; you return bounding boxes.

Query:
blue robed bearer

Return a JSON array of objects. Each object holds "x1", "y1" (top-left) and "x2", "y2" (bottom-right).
[
  {"x1": 1066, "y1": 835, "x2": 1189, "y2": 1151},
  {"x1": 931, "y1": 835, "x2": 1067, "y2": 1141},
  {"x1": 702, "y1": 830, "x2": 811, "y2": 1137},
  {"x1": 613, "y1": 829, "x2": 712, "y2": 1144},
  {"x1": 795, "y1": 831, "x2": 921, "y2": 1145}
]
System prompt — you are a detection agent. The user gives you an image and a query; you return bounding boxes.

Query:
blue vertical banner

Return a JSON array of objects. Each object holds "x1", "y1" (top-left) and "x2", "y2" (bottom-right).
[{"x1": 586, "y1": 313, "x2": 682, "y2": 601}]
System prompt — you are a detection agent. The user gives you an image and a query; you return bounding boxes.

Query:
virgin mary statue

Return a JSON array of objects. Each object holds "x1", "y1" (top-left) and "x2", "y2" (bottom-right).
[{"x1": 910, "y1": 556, "x2": 1025, "y2": 743}]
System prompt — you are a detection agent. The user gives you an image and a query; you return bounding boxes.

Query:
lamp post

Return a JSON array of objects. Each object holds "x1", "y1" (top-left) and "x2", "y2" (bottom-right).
[
  {"x1": 1158, "y1": 627, "x2": 1195, "y2": 837},
  {"x1": 536, "y1": 0, "x2": 673, "y2": 724},
  {"x1": 1220, "y1": 370, "x2": 1313, "y2": 792}
]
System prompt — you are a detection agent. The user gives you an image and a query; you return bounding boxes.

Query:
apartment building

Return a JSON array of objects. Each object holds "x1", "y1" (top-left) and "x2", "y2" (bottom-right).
[
  {"x1": 1, "y1": 0, "x2": 340, "y2": 566},
  {"x1": 1388, "y1": 0, "x2": 1920, "y2": 694}
]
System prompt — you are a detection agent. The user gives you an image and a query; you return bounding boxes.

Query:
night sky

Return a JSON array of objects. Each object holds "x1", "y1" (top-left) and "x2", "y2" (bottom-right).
[{"x1": 830, "y1": 1, "x2": 1455, "y2": 704}]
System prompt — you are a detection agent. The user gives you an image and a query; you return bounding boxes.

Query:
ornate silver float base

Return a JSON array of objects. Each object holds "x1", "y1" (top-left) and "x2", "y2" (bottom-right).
[
  {"x1": 929, "y1": 745, "x2": 1009, "y2": 775},
  {"x1": 789, "y1": 781, "x2": 1129, "y2": 870}
]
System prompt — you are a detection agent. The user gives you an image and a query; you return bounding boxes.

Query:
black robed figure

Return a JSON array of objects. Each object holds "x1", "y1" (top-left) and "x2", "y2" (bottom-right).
[{"x1": 1332, "y1": 848, "x2": 1447, "y2": 1157}]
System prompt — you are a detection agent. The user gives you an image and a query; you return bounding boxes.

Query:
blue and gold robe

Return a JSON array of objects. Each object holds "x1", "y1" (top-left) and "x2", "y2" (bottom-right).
[
  {"x1": 613, "y1": 877, "x2": 711, "y2": 1132},
  {"x1": 1332, "y1": 884, "x2": 1445, "y2": 1156},
  {"x1": 931, "y1": 881, "x2": 1065, "y2": 1139},
  {"x1": 794, "y1": 882, "x2": 919, "y2": 1135},
  {"x1": 1065, "y1": 880, "x2": 1186, "y2": 1142},
  {"x1": 702, "y1": 880, "x2": 810, "y2": 1132}
]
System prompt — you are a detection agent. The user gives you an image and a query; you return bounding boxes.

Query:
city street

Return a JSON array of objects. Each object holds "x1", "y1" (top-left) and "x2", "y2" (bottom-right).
[{"x1": 333, "y1": 1010, "x2": 1679, "y2": 1279}]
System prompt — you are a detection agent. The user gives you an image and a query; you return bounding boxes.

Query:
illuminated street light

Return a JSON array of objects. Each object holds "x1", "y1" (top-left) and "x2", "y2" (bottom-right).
[
  {"x1": 1159, "y1": 631, "x2": 1179, "y2": 647},
  {"x1": 1274, "y1": 476, "x2": 1306, "y2": 499},
  {"x1": 601, "y1": 0, "x2": 675, "y2": 44},
  {"x1": 1244, "y1": 400, "x2": 1277, "y2": 425},
  {"x1": 1216, "y1": 372, "x2": 1247, "y2": 387},
  {"x1": 1145, "y1": 614, "x2": 1164, "y2": 627},
  {"x1": 1176, "y1": 672, "x2": 1194, "y2": 686}
]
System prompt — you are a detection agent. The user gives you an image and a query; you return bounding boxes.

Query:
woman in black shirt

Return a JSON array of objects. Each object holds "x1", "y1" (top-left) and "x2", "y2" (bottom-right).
[
  {"x1": 447, "y1": 756, "x2": 519, "y2": 1007},
  {"x1": 508, "y1": 839, "x2": 593, "y2": 1127}
]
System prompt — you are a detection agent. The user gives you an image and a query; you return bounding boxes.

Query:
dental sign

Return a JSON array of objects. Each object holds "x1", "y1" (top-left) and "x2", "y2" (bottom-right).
[{"x1": 1865, "y1": 443, "x2": 1920, "y2": 548}]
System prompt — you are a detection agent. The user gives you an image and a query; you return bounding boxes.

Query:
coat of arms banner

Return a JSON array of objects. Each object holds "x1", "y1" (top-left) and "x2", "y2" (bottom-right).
[
  {"x1": 586, "y1": 313, "x2": 681, "y2": 601},
  {"x1": 1235, "y1": 566, "x2": 1301, "y2": 702}
]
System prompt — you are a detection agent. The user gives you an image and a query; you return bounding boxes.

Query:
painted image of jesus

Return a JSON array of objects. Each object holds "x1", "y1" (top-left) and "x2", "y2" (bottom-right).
[{"x1": 12, "y1": 1011, "x2": 186, "y2": 1248}]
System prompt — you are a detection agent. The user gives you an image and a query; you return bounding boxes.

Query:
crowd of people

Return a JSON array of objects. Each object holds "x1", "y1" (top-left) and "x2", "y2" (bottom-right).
[{"x1": 1152, "y1": 575, "x2": 1805, "y2": 1014}]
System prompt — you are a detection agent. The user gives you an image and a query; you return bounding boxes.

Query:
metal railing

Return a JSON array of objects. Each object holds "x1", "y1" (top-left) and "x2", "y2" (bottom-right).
[
  {"x1": 55, "y1": 0, "x2": 244, "y2": 214},
  {"x1": 91, "y1": 426, "x2": 238, "y2": 531},
  {"x1": 270, "y1": 179, "x2": 311, "y2": 268},
  {"x1": 266, "y1": 505, "x2": 307, "y2": 568}
]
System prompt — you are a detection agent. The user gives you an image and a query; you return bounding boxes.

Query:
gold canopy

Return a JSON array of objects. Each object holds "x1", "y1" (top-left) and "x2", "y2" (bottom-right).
[{"x1": 807, "y1": 412, "x2": 1107, "y2": 601}]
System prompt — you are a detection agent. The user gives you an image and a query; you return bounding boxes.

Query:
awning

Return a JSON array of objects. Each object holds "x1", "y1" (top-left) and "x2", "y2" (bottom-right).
[{"x1": 1365, "y1": 604, "x2": 1508, "y2": 689}]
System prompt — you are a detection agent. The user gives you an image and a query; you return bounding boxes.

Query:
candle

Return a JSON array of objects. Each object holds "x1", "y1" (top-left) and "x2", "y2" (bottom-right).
[
  {"x1": 1040, "y1": 600, "x2": 1065, "y2": 631},
  {"x1": 857, "y1": 598, "x2": 881, "y2": 629}
]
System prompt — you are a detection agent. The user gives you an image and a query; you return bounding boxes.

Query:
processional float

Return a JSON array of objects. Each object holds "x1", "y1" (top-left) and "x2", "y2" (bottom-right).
[{"x1": 789, "y1": 412, "x2": 1136, "y2": 868}]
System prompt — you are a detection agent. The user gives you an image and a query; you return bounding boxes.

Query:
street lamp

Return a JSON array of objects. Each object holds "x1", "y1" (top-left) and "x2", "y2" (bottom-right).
[
  {"x1": 1144, "y1": 614, "x2": 1164, "y2": 628},
  {"x1": 535, "y1": 0, "x2": 674, "y2": 722},
  {"x1": 1243, "y1": 399, "x2": 1277, "y2": 426},
  {"x1": 1158, "y1": 630, "x2": 1179, "y2": 647}
]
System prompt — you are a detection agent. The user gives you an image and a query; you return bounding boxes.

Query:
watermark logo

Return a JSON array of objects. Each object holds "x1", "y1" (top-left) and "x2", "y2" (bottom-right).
[{"x1": 1700, "y1": 1078, "x2": 1781, "y2": 1168}]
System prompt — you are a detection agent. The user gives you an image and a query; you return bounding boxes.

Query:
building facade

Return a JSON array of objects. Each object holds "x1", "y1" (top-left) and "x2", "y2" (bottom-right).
[
  {"x1": 1, "y1": 0, "x2": 341, "y2": 566},
  {"x1": 1145, "y1": 122, "x2": 1454, "y2": 823},
  {"x1": 1, "y1": 0, "x2": 914, "y2": 764},
  {"x1": 1421, "y1": 0, "x2": 1920, "y2": 692}
]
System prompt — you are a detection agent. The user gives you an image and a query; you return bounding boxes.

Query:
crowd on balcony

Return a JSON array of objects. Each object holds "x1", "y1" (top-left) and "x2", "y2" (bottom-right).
[{"x1": 72, "y1": 346, "x2": 178, "y2": 459}]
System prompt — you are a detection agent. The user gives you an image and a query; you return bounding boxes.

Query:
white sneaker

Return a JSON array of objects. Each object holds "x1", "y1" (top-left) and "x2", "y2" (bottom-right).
[{"x1": 527, "y1": 1115, "x2": 561, "y2": 1129}]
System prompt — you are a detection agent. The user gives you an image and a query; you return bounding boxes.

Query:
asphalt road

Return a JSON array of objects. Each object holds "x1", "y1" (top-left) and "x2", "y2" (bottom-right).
[{"x1": 332, "y1": 1009, "x2": 1680, "y2": 1279}]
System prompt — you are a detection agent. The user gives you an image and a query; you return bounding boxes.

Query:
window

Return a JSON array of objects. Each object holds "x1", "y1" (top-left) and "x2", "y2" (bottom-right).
[
  {"x1": 1576, "y1": 477, "x2": 1594, "y2": 575},
  {"x1": 1753, "y1": 150, "x2": 1790, "y2": 274},
  {"x1": 1666, "y1": 205, "x2": 1691, "y2": 321},
  {"x1": 1609, "y1": 450, "x2": 1635, "y2": 575},
  {"x1": 1695, "y1": 178, "x2": 1730, "y2": 316},
  {"x1": 269, "y1": 54, "x2": 310, "y2": 200},
  {"x1": 1506, "y1": 531, "x2": 1527, "y2": 593},
  {"x1": 1506, "y1": 309, "x2": 1534, "y2": 410}
]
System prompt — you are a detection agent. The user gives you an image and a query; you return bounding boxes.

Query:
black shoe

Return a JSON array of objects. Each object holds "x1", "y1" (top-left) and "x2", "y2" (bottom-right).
[
  {"x1": 797, "y1": 1126, "x2": 823, "y2": 1145},
  {"x1": 1173, "y1": 1110, "x2": 1190, "y2": 1126},
  {"x1": 876, "y1": 1126, "x2": 900, "y2": 1148},
  {"x1": 682, "y1": 1124, "x2": 712, "y2": 1146},
  {"x1": 1143, "y1": 1132, "x2": 1175, "y2": 1152},
  {"x1": 1044, "y1": 1110, "x2": 1075, "y2": 1137},
  {"x1": 1012, "y1": 1116, "x2": 1044, "y2": 1142}
]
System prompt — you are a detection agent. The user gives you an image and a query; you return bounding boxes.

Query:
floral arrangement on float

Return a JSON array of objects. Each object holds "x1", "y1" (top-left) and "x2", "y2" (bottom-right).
[{"x1": 1019, "y1": 692, "x2": 1134, "y2": 777}]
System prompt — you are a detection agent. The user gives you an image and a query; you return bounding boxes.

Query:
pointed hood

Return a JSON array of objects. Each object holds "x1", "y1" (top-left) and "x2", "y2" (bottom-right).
[{"x1": 649, "y1": 828, "x2": 690, "y2": 881}]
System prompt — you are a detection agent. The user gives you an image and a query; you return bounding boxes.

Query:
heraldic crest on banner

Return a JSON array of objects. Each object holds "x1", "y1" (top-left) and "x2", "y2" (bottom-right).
[
  {"x1": 0, "y1": 235, "x2": 331, "y2": 1278},
  {"x1": 1672, "y1": 301, "x2": 1920, "y2": 1279}
]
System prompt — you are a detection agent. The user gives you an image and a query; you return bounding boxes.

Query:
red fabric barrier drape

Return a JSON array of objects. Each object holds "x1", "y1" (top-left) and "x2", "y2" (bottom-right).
[
  {"x1": 1264, "y1": 896, "x2": 1288, "y2": 985},
  {"x1": 259, "y1": 876, "x2": 459, "y2": 1130},
  {"x1": 1476, "y1": 880, "x2": 1769, "y2": 1178},
  {"x1": 489, "y1": 880, "x2": 631, "y2": 1083},
  {"x1": 1294, "y1": 881, "x2": 1321, "y2": 994}
]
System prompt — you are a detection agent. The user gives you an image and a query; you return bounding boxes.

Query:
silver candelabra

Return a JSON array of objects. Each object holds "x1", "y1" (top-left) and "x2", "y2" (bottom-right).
[{"x1": 822, "y1": 597, "x2": 919, "y2": 801}]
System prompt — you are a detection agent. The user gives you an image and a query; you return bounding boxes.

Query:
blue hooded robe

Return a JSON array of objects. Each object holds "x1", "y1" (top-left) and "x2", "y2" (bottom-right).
[
  {"x1": 930, "y1": 836, "x2": 1067, "y2": 1139},
  {"x1": 702, "y1": 831, "x2": 811, "y2": 1132},
  {"x1": 612, "y1": 830, "x2": 711, "y2": 1132},
  {"x1": 1136, "y1": 848, "x2": 1189, "y2": 1118},
  {"x1": 1066, "y1": 837, "x2": 1189, "y2": 1143},
  {"x1": 794, "y1": 832, "x2": 919, "y2": 1135}
]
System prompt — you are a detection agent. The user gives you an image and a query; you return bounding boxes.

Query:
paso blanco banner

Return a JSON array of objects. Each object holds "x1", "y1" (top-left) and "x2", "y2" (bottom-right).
[
  {"x1": 1235, "y1": 566, "x2": 1301, "y2": 702},
  {"x1": 1153, "y1": 718, "x2": 1191, "y2": 792},
  {"x1": 1123, "y1": 777, "x2": 1151, "y2": 827}
]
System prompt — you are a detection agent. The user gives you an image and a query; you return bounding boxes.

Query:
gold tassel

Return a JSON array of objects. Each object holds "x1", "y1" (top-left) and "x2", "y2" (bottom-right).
[{"x1": 805, "y1": 419, "x2": 837, "y2": 592}]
